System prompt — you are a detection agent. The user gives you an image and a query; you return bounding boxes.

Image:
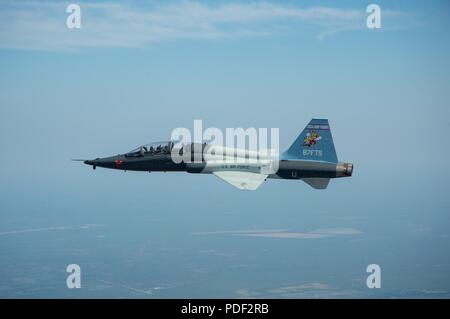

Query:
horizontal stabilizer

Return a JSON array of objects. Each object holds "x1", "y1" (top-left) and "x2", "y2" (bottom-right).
[
  {"x1": 213, "y1": 171, "x2": 267, "y2": 190},
  {"x1": 302, "y1": 178, "x2": 330, "y2": 189}
]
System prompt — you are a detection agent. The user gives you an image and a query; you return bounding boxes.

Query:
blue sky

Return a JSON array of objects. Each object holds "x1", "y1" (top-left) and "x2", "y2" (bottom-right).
[
  {"x1": 0, "y1": 0, "x2": 450, "y2": 298},
  {"x1": 1, "y1": 0, "x2": 449, "y2": 182}
]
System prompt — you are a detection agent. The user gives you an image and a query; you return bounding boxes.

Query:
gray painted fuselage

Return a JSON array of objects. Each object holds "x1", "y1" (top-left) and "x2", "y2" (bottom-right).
[{"x1": 84, "y1": 151, "x2": 352, "y2": 180}]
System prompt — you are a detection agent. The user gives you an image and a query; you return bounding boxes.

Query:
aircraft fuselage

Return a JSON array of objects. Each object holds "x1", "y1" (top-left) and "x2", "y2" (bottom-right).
[
  {"x1": 84, "y1": 152, "x2": 353, "y2": 180},
  {"x1": 82, "y1": 119, "x2": 353, "y2": 190}
]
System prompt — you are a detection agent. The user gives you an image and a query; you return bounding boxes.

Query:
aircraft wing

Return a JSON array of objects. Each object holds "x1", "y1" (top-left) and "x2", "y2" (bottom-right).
[{"x1": 213, "y1": 171, "x2": 268, "y2": 190}]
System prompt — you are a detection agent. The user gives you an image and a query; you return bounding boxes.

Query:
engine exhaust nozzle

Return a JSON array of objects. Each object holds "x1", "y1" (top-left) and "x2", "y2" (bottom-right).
[{"x1": 336, "y1": 162, "x2": 353, "y2": 177}]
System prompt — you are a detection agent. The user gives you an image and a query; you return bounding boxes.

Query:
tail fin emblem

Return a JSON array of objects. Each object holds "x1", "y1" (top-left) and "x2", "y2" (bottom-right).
[{"x1": 303, "y1": 129, "x2": 322, "y2": 147}]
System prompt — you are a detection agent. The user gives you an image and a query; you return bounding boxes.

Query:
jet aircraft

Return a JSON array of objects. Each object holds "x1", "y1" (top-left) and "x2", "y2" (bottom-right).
[{"x1": 81, "y1": 119, "x2": 353, "y2": 190}]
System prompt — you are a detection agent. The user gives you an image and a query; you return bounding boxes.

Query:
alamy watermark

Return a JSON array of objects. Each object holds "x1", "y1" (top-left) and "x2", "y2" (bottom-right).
[
  {"x1": 66, "y1": 264, "x2": 81, "y2": 289},
  {"x1": 66, "y1": 4, "x2": 81, "y2": 29},
  {"x1": 366, "y1": 4, "x2": 381, "y2": 29},
  {"x1": 66, "y1": 4, "x2": 381, "y2": 31},
  {"x1": 366, "y1": 264, "x2": 381, "y2": 289},
  {"x1": 170, "y1": 120, "x2": 280, "y2": 174}
]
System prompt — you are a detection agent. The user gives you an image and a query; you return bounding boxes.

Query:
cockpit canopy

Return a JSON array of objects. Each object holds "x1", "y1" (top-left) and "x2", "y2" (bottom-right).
[{"x1": 125, "y1": 141, "x2": 173, "y2": 157}]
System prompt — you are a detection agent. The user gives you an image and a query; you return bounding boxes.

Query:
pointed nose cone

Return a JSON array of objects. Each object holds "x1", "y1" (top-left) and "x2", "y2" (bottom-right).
[
  {"x1": 84, "y1": 159, "x2": 98, "y2": 169},
  {"x1": 83, "y1": 156, "x2": 123, "y2": 170}
]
